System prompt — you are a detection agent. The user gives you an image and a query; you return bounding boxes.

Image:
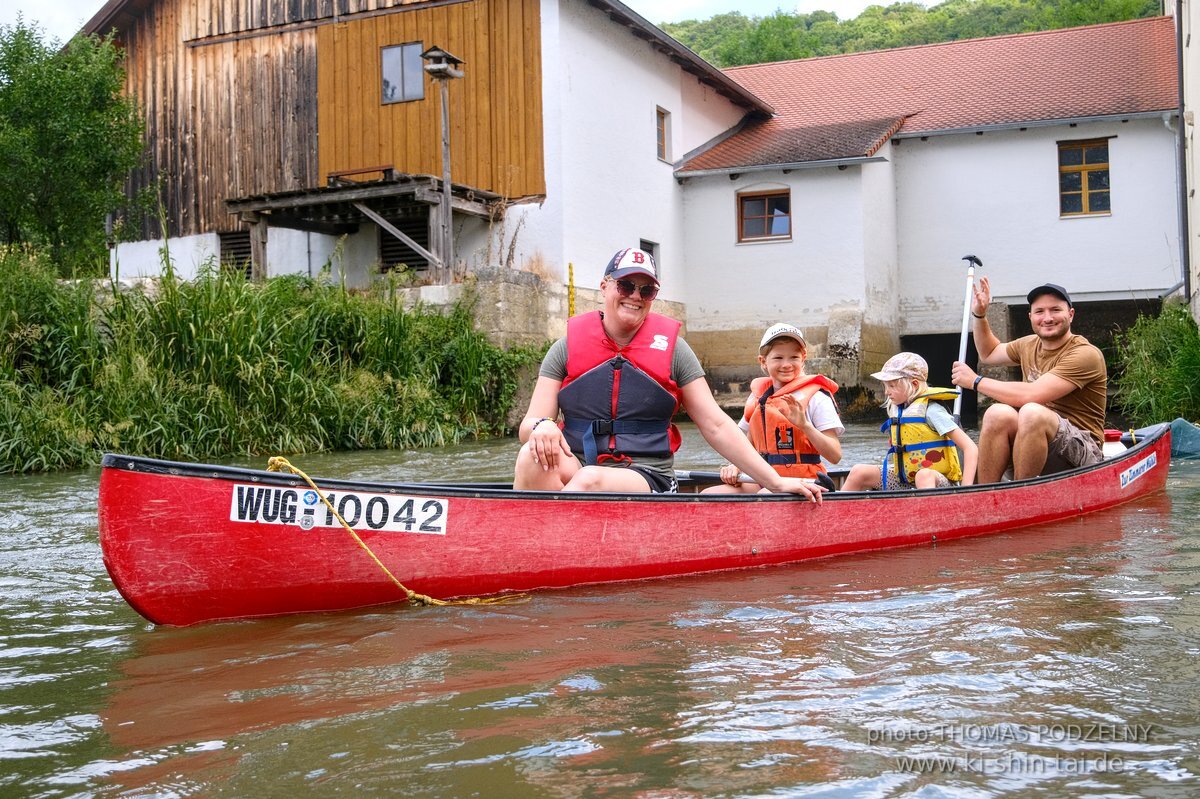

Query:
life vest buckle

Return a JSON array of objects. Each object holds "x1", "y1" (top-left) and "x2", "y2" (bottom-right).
[{"x1": 590, "y1": 419, "x2": 614, "y2": 437}]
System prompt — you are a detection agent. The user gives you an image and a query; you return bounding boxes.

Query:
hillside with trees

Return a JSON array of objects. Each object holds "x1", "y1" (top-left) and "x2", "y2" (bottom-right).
[{"x1": 661, "y1": 0, "x2": 1162, "y2": 67}]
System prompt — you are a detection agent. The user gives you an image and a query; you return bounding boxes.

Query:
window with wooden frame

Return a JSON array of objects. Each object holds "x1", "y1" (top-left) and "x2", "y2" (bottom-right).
[
  {"x1": 1058, "y1": 139, "x2": 1111, "y2": 216},
  {"x1": 656, "y1": 107, "x2": 670, "y2": 161},
  {"x1": 738, "y1": 190, "x2": 791, "y2": 241},
  {"x1": 381, "y1": 42, "x2": 425, "y2": 104}
]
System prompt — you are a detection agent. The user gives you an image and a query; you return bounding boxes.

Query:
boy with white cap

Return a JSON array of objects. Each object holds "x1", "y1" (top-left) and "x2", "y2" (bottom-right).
[
  {"x1": 703, "y1": 322, "x2": 843, "y2": 494},
  {"x1": 842, "y1": 351, "x2": 977, "y2": 491}
]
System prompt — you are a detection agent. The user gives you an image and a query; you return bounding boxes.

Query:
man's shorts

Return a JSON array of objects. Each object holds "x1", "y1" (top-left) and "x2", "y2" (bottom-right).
[{"x1": 1043, "y1": 417, "x2": 1103, "y2": 474}]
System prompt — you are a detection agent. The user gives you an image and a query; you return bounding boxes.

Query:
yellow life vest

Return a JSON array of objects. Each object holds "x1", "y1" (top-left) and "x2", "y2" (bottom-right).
[{"x1": 881, "y1": 388, "x2": 963, "y2": 488}]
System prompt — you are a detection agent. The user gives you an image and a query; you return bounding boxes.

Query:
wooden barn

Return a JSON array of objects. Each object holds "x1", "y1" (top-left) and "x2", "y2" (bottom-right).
[{"x1": 84, "y1": 0, "x2": 560, "y2": 281}]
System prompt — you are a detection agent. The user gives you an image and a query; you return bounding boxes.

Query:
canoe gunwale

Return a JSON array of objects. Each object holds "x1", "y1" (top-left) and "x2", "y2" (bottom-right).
[{"x1": 98, "y1": 421, "x2": 1172, "y2": 502}]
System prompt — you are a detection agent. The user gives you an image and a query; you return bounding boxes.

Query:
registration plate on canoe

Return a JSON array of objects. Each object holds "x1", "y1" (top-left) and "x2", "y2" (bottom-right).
[{"x1": 229, "y1": 484, "x2": 448, "y2": 535}]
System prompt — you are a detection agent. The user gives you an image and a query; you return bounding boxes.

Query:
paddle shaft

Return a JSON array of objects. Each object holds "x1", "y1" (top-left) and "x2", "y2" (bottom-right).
[{"x1": 953, "y1": 262, "x2": 976, "y2": 421}]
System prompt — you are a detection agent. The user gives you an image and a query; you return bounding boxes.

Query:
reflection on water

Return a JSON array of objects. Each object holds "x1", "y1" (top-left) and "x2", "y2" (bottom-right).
[{"x1": 2, "y1": 425, "x2": 1199, "y2": 797}]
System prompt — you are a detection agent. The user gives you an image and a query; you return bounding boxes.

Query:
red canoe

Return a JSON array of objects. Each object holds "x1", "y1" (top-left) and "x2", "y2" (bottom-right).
[{"x1": 98, "y1": 423, "x2": 1173, "y2": 626}]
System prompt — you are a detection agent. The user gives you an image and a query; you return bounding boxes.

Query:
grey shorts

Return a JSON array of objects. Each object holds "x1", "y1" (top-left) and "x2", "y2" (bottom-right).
[{"x1": 1043, "y1": 417, "x2": 1103, "y2": 474}]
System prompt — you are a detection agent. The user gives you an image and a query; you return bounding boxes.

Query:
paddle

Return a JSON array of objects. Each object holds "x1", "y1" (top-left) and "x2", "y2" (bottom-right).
[
  {"x1": 675, "y1": 470, "x2": 837, "y2": 491},
  {"x1": 953, "y1": 255, "x2": 982, "y2": 422}
]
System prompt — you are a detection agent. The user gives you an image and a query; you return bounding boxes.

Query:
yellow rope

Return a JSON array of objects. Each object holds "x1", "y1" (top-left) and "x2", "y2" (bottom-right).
[{"x1": 266, "y1": 457, "x2": 525, "y2": 607}]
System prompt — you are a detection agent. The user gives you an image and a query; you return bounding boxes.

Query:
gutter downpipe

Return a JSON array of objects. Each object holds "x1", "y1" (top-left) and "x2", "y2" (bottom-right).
[{"x1": 1176, "y1": 0, "x2": 1193, "y2": 306}]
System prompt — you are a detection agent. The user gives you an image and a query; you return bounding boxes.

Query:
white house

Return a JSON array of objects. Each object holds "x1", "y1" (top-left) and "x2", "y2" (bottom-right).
[{"x1": 673, "y1": 16, "x2": 1183, "y2": 391}]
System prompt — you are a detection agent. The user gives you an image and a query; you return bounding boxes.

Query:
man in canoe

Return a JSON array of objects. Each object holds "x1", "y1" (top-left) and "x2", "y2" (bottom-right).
[
  {"x1": 513, "y1": 247, "x2": 825, "y2": 501},
  {"x1": 951, "y1": 280, "x2": 1106, "y2": 482}
]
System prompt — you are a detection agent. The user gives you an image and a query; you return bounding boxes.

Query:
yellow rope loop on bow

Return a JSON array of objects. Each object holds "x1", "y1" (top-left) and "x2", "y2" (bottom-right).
[{"x1": 266, "y1": 456, "x2": 525, "y2": 607}]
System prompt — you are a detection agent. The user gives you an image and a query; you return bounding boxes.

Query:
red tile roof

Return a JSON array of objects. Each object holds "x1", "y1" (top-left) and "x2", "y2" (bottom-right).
[{"x1": 680, "y1": 17, "x2": 1178, "y2": 174}]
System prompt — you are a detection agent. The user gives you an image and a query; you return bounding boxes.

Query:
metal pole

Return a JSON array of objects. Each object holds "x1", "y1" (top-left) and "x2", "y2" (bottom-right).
[{"x1": 439, "y1": 77, "x2": 453, "y2": 284}]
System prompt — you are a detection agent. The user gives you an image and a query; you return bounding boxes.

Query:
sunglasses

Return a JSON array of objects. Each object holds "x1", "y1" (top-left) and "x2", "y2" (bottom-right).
[{"x1": 611, "y1": 279, "x2": 659, "y2": 301}]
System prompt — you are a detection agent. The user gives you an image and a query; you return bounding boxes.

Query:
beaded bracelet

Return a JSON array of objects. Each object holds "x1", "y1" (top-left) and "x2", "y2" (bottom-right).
[
  {"x1": 971, "y1": 312, "x2": 986, "y2": 319},
  {"x1": 531, "y1": 417, "x2": 555, "y2": 430}
]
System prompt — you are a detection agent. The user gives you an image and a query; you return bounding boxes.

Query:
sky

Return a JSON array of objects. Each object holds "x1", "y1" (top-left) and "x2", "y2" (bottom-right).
[{"x1": 1, "y1": 0, "x2": 882, "y2": 45}]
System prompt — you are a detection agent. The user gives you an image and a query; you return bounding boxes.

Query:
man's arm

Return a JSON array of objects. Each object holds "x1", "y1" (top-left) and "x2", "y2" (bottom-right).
[{"x1": 973, "y1": 371, "x2": 1077, "y2": 408}]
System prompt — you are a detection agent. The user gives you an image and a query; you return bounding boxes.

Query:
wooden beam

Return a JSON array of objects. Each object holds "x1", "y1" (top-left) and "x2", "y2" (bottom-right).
[
  {"x1": 249, "y1": 216, "x2": 268, "y2": 282},
  {"x1": 412, "y1": 188, "x2": 499, "y2": 219},
  {"x1": 226, "y1": 179, "x2": 439, "y2": 213},
  {"x1": 352, "y1": 202, "x2": 439, "y2": 269},
  {"x1": 267, "y1": 212, "x2": 358, "y2": 236}
]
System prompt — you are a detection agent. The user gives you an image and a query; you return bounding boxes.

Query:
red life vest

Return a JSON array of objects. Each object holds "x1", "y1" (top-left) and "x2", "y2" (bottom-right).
[
  {"x1": 559, "y1": 311, "x2": 683, "y2": 465},
  {"x1": 743, "y1": 374, "x2": 839, "y2": 478}
]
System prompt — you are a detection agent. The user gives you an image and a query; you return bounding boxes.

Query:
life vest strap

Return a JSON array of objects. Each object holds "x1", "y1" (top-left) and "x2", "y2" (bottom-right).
[
  {"x1": 565, "y1": 418, "x2": 670, "y2": 465},
  {"x1": 761, "y1": 453, "x2": 823, "y2": 466},
  {"x1": 887, "y1": 438, "x2": 954, "y2": 455}
]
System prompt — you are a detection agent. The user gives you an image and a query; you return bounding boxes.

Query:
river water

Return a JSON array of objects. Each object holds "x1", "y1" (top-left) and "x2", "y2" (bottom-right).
[{"x1": 2, "y1": 423, "x2": 1199, "y2": 798}]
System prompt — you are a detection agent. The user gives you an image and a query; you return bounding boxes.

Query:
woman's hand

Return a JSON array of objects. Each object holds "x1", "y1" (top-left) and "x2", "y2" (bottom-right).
[
  {"x1": 528, "y1": 418, "x2": 571, "y2": 471},
  {"x1": 719, "y1": 463, "x2": 742, "y2": 486}
]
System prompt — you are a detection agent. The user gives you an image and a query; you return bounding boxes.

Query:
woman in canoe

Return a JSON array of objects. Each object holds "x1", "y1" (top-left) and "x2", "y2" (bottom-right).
[{"x1": 513, "y1": 247, "x2": 824, "y2": 501}]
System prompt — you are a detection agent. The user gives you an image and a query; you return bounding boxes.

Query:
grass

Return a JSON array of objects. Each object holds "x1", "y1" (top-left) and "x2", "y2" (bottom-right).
[
  {"x1": 0, "y1": 247, "x2": 540, "y2": 473},
  {"x1": 1113, "y1": 301, "x2": 1200, "y2": 426}
]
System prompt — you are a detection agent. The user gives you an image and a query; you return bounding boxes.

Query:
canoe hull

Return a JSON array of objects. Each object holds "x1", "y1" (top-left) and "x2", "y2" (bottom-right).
[{"x1": 98, "y1": 425, "x2": 1172, "y2": 626}]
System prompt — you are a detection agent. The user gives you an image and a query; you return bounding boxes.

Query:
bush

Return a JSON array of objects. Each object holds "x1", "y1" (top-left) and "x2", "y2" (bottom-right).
[
  {"x1": 1113, "y1": 302, "x2": 1200, "y2": 426},
  {"x1": 0, "y1": 249, "x2": 541, "y2": 473}
]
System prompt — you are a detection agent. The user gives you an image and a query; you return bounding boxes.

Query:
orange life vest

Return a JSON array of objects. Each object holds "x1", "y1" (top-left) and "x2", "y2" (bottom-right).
[{"x1": 743, "y1": 374, "x2": 839, "y2": 478}]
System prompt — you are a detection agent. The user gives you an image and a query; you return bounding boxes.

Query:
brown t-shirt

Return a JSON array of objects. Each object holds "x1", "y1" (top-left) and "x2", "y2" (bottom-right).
[{"x1": 1005, "y1": 334, "x2": 1107, "y2": 446}]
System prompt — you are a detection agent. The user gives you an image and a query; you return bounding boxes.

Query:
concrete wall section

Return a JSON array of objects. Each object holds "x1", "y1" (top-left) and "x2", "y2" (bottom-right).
[
  {"x1": 858, "y1": 150, "x2": 901, "y2": 374},
  {"x1": 264, "y1": 228, "x2": 342, "y2": 279},
  {"x1": 111, "y1": 233, "x2": 220, "y2": 281},
  {"x1": 895, "y1": 121, "x2": 1180, "y2": 333}
]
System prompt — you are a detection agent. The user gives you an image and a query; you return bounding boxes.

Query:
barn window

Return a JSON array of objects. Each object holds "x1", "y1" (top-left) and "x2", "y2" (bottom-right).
[
  {"x1": 737, "y1": 190, "x2": 791, "y2": 242},
  {"x1": 1058, "y1": 139, "x2": 1111, "y2": 216},
  {"x1": 382, "y1": 43, "x2": 425, "y2": 104}
]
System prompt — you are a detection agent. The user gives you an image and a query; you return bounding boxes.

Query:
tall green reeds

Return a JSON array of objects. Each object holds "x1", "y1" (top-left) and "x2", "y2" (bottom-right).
[
  {"x1": 1113, "y1": 302, "x2": 1200, "y2": 426},
  {"x1": 0, "y1": 248, "x2": 539, "y2": 473}
]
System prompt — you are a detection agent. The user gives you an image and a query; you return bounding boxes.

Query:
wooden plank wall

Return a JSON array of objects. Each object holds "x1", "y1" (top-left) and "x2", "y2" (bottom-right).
[
  {"x1": 119, "y1": 0, "x2": 542, "y2": 240},
  {"x1": 316, "y1": 0, "x2": 544, "y2": 201}
]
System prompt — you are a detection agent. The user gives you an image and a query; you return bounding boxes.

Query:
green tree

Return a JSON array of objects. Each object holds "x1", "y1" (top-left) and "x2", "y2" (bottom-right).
[
  {"x1": 662, "y1": 0, "x2": 1162, "y2": 67},
  {"x1": 0, "y1": 18, "x2": 144, "y2": 276}
]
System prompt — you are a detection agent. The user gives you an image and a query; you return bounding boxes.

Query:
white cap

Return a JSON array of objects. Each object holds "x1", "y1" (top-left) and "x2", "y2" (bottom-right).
[{"x1": 759, "y1": 323, "x2": 806, "y2": 354}]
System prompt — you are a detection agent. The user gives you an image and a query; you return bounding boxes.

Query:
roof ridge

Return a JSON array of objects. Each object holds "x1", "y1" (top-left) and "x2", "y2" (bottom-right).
[{"x1": 723, "y1": 15, "x2": 1171, "y2": 73}]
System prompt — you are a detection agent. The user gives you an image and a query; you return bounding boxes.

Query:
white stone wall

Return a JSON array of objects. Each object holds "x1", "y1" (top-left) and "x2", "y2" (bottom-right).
[
  {"x1": 511, "y1": 0, "x2": 748, "y2": 298},
  {"x1": 861, "y1": 146, "x2": 899, "y2": 327},
  {"x1": 895, "y1": 120, "x2": 1180, "y2": 334},
  {"x1": 679, "y1": 166, "x2": 872, "y2": 332},
  {"x1": 111, "y1": 233, "x2": 219, "y2": 281}
]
